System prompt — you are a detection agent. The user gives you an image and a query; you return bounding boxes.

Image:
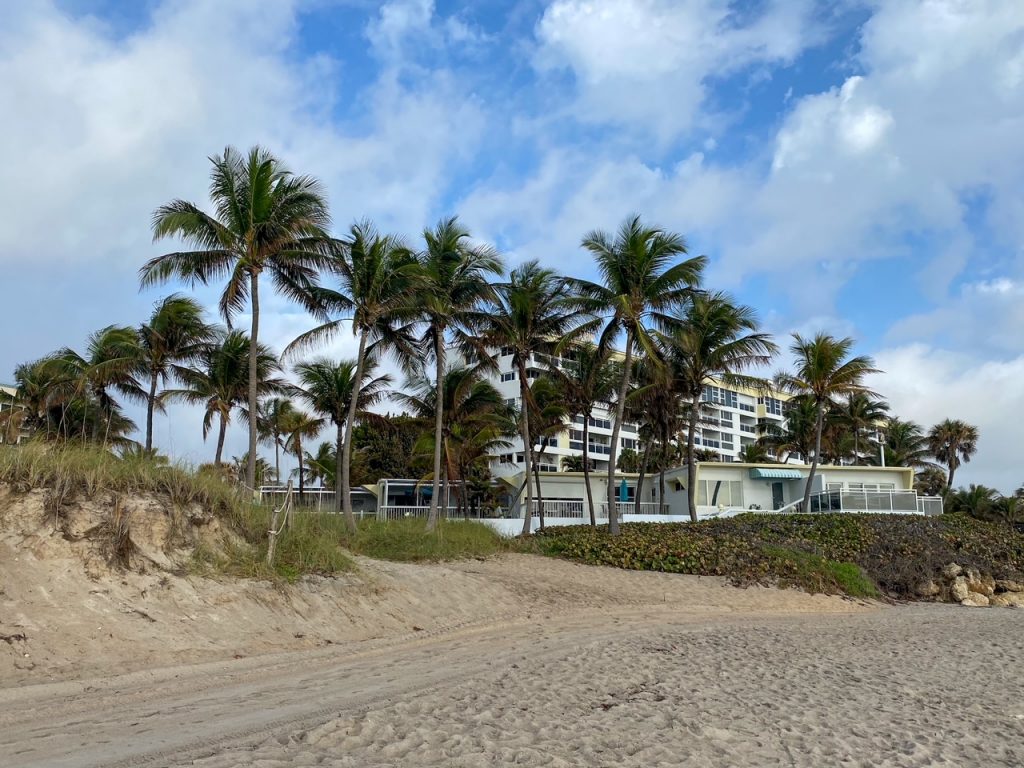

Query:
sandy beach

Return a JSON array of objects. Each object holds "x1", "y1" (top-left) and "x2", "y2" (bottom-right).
[{"x1": 2, "y1": 548, "x2": 1023, "y2": 767}]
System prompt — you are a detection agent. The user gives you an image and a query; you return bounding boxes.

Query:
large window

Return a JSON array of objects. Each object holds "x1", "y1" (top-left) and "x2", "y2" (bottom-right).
[
  {"x1": 500, "y1": 371, "x2": 515, "y2": 382},
  {"x1": 702, "y1": 385, "x2": 738, "y2": 408},
  {"x1": 697, "y1": 480, "x2": 744, "y2": 508}
]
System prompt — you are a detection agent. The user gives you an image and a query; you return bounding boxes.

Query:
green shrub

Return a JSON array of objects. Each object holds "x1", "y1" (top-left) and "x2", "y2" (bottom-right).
[{"x1": 531, "y1": 514, "x2": 1024, "y2": 598}]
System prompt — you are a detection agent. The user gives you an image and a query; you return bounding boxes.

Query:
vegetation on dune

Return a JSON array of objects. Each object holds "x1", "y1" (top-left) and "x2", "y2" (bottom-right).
[{"x1": 529, "y1": 515, "x2": 1024, "y2": 598}]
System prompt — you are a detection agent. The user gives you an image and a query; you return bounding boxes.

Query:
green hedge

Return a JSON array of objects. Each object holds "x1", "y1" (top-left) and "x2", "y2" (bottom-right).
[{"x1": 530, "y1": 514, "x2": 1024, "y2": 598}]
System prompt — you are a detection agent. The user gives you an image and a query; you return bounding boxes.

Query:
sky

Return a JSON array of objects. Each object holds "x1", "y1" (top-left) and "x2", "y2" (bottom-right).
[{"x1": 1, "y1": 0, "x2": 1022, "y2": 490}]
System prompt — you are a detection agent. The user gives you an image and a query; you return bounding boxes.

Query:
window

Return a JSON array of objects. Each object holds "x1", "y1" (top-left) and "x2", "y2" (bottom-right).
[
  {"x1": 702, "y1": 385, "x2": 738, "y2": 408},
  {"x1": 499, "y1": 347, "x2": 513, "y2": 356},
  {"x1": 525, "y1": 369, "x2": 543, "y2": 380},
  {"x1": 621, "y1": 437, "x2": 637, "y2": 450},
  {"x1": 588, "y1": 416, "x2": 612, "y2": 430},
  {"x1": 569, "y1": 429, "x2": 584, "y2": 441},
  {"x1": 505, "y1": 398, "x2": 517, "y2": 408},
  {"x1": 697, "y1": 480, "x2": 744, "y2": 508},
  {"x1": 500, "y1": 371, "x2": 515, "y2": 382},
  {"x1": 621, "y1": 422, "x2": 638, "y2": 433},
  {"x1": 764, "y1": 397, "x2": 783, "y2": 416}
]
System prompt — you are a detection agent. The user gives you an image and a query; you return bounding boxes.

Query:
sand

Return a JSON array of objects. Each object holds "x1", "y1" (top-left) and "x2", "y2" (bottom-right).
[{"x1": 2, "y1": 491, "x2": 1023, "y2": 766}]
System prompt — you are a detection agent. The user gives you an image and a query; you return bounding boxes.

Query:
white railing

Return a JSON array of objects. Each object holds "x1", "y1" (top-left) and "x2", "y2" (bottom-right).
[
  {"x1": 529, "y1": 499, "x2": 586, "y2": 518},
  {"x1": 808, "y1": 489, "x2": 926, "y2": 514},
  {"x1": 377, "y1": 506, "x2": 484, "y2": 521},
  {"x1": 917, "y1": 496, "x2": 944, "y2": 516}
]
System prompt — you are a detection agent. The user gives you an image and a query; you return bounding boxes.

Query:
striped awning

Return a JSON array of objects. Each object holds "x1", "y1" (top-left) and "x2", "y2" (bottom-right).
[{"x1": 749, "y1": 468, "x2": 803, "y2": 479}]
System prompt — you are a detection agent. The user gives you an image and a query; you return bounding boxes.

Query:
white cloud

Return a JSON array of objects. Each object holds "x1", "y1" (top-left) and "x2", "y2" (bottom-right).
[
  {"x1": 872, "y1": 344, "x2": 1024, "y2": 492},
  {"x1": 533, "y1": 0, "x2": 818, "y2": 142}
]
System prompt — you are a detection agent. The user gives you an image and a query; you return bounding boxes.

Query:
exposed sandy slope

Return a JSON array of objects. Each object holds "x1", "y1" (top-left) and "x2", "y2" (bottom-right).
[{"x1": 4, "y1": 488, "x2": 1022, "y2": 766}]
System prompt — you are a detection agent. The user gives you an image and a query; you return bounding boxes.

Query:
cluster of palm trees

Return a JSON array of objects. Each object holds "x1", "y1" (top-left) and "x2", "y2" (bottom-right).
[{"x1": 3, "y1": 144, "x2": 988, "y2": 536}]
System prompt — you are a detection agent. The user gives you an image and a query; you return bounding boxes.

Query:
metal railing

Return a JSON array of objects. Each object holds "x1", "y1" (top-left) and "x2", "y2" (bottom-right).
[
  {"x1": 917, "y1": 496, "x2": 944, "y2": 516},
  {"x1": 376, "y1": 506, "x2": 484, "y2": 521},
  {"x1": 808, "y1": 489, "x2": 926, "y2": 514}
]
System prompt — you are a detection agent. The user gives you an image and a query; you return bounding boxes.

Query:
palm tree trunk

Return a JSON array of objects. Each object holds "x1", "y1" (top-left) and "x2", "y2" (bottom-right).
[
  {"x1": 336, "y1": 420, "x2": 346, "y2": 523},
  {"x1": 635, "y1": 440, "x2": 650, "y2": 515},
  {"x1": 853, "y1": 428, "x2": 860, "y2": 466},
  {"x1": 946, "y1": 462, "x2": 956, "y2": 492},
  {"x1": 297, "y1": 436, "x2": 305, "y2": 503},
  {"x1": 518, "y1": 361, "x2": 534, "y2": 536},
  {"x1": 426, "y1": 334, "x2": 445, "y2": 532},
  {"x1": 246, "y1": 272, "x2": 260, "y2": 491},
  {"x1": 340, "y1": 330, "x2": 367, "y2": 533},
  {"x1": 145, "y1": 372, "x2": 158, "y2": 453},
  {"x1": 687, "y1": 392, "x2": 700, "y2": 522},
  {"x1": 802, "y1": 401, "x2": 825, "y2": 513},
  {"x1": 534, "y1": 444, "x2": 547, "y2": 531},
  {"x1": 606, "y1": 331, "x2": 634, "y2": 536},
  {"x1": 275, "y1": 436, "x2": 281, "y2": 486},
  {"x1": 582, "y1": 413, "x2": 596, "y2": 527},
  {"x1": 214, "y1": 412, "x2": 227, "y2": 467}
]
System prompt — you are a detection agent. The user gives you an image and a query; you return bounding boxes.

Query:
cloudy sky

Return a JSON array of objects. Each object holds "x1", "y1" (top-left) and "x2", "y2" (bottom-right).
[{"x1": 2, "y1": 0, "x2": 1022, "y2": 490}]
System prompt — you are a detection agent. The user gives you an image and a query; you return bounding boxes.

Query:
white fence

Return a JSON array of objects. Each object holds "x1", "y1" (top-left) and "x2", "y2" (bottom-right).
[{"x1": 808, "y1": 489, "x2": 938, "y2": 515}]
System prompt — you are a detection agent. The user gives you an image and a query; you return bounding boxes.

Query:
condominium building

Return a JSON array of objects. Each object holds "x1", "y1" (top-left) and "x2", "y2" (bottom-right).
[{"x1": 481, "y1": 348, "x2": 793, "y2": 477}]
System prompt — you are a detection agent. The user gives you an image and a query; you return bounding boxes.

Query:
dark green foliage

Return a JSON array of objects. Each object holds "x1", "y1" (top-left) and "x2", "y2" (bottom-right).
[
  {"x1": 350, "y1": 414, "x2": 425, "y2": 485},
  {"x1": 530, "y1": 514, "x2": 1024, "y2": 598}
]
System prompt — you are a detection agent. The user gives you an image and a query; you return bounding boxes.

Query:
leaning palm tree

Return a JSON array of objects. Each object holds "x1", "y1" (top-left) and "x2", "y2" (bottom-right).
[
  {"x1": 777, "y1": 333, "x2": 879, "y2": 513},
  {"x1": 140, "y1": 145, "x2": 332, "y2": 489},
  {"x1": 292, "y1": 356, "x2": 393, "y2": 531},
  {"x1": 54, "y1": 326, "x2": 146, "y2": 445},
  {"x1": 477, "y1": 260, "x2": 594, "y2": 535},
  {"x1": 659, "y1": 293, "x2": 775, "y2": 521},
  {"x1": 574, "y1": 215, "x2": 705, "y2": 534},
  {"x1": 286, "y1": 221, "x2": 418, "y2": 524},
  {"x1": 168, "y1": 330, "x2": 283, "y2": 466},
  {"x1": 413, "y1": 217, "x2": 504, "y2": 530},
  {"x1": 543, "y1": 344, "x2": 619, "y2": 526},
  {"x1": 137, "y1": 294, "x2": 215, "y2": 453},
  {"x1": 928, "y1": 419, "x2": 979, "y2": 491}
]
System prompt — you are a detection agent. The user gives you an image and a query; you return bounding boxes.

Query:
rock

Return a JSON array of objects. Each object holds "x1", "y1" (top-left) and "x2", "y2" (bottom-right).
[
  {"x1": 995, "y1": 579, "x2": 1024, "y2": 593},
  {"x1": 961, "y1": 593, "x2": 990, "y2": 607},
  {"x1": 915, "y1": 580, "x2": 941, "y2": 598},
  {"x1": 990, "y1": 594, "x2": 1014, "y2": 608},
  {"x1": 942, "y1": 563, "x2": 963, "y2": 579},
  {"x1": 950, "y1": 576, "x2": 971, "y2": 602},
  {"x1": 967, "y1": 573, "x2": 996, "y2": 596}
]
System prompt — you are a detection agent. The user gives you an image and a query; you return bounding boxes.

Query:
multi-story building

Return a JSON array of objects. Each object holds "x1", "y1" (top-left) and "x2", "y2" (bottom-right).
[{"x1": 481, "y1": 348, "x2": 793, "y2": 477}]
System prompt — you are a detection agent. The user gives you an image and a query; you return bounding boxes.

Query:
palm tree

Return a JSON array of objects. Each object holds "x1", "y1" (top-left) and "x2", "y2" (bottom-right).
[
  {"x1": 286, "y1": 221, "x2": 418, "y2": 524},
  {"x1": 12, "y1": 358, "x2": 65, "y2": 439},
  {"x1": 292, "y1": 356, "x2": 393, "y2": 531},
  {"x1": 304, "y1": 441, "x2": 337, "y2": 490},
  {"x1": 574, "y1": 214, "x2": 705, "y2": 534},
  {"x1": 947, "y1": 484, "x2": 999, "y2": 518},
  {"x1": 777, "y1": 333, "x2": 879, "y2": 513},
  {"x1": 413, "y1": 217, "x2": 504, "y2": 531},
  {"x1": 137, "y1": 294, "x2": 214, "y2": 453},
  {"x1": 140, "y1": 145, "x2": 332, "y2": 489},
  {"x1": 758, "y1": 395, "x2": 817, "y2": 463},
  {"x1": 914, "y1": 466, "x2": 947, "y2": 497},
  {"x1": 395, "y1": 365, "x2": 514, "y2": 518},
  {"x1": 543, "y1": 343, "x2": 618, "y2": 526},
  {"x1": 629, "y1": 352, "x2": 684, "y2": 517},
  {"x1": 878, "y1": 417, "x2": 933, "y2": 468},
  {"x1": 478, "y1": 261, "x2": 593, "y2": 535},
  {"x1": 839, "y1": 393, "x2": 889, "y2": 464},
  {"x1": 659, "y1": 293, "x2": 776, "y2": 521},
  {"x1": 168, "y1": 330, "x2": 283, "y2": 466},
  {"x1": 255, "y1": 397, "x2": 297, "y2": 486},
  {"x1": 283, "y1": 409, "x2": 324, "y2": 502},
  {"x1": 527, "y1": 375, "x2": 571, "y2": 531},
  {"x1": 738, "y1": 443, "x2": 771, "y2": 463},
  {"x1": 54, "y1": 326, "x2": 146, "y2": 445},
  {"x1": 928, "y1": 419, "x2": 979, "y2": 491}
]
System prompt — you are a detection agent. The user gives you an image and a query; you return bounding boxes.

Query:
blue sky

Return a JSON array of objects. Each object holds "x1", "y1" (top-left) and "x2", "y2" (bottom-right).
[{"x1": 2, "y1": 0, "x2": 1023, "y2": 489}]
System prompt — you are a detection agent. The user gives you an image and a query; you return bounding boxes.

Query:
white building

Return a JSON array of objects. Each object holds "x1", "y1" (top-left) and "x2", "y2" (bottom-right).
[{"x1": 482, "y1": 348, "x2": 792, "y2": 476}]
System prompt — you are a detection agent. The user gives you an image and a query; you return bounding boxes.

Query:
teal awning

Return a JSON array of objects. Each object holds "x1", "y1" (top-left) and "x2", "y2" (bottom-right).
[{"x1": 749, "y1": 468, "x2": 803, "y2": 479}]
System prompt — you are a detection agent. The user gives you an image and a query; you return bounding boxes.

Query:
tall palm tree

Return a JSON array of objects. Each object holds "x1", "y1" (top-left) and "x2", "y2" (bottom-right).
[
  {"x1": 137, "y1": 294, "x2": 214, "y2": 453},
  {"x1": 543, "y1": 343, "x2": 618, "y2": 526},
  {"x1": 839, "y1": 393, "x2": 889, "y2": 465},
  {"x1": 527, "y1": 375, "x2": 571, "y2": 531},
  {"x1": 928, "y1": 419, "x2": 979, "y2": 492},
  {"x1": 574, "y1": 215, "x2": 705, "y2": 534},
  {"x1": 287, "y1": 221, "x2": 418, "y2": 524},
  {"x1": 292, "y1": 356, "x2": 393, "y2": 531},
  {"x1": 658, "y1": 293, "x2": 776, "y2": 521},
  {"x1": 395, "y1": 365, "x2": 514, "y2": 518},
  {"x1": 777, "y1": 333, "x2": 879, "y2": 513},
  {"x1": 757, "y1": 395, "x2": 817, "y2": 463},
  {"x1": 168, "y1": 330, "x2": 283, "y2": 466},
  {"x1": 140, "y1": 145, "x2": 332, "y2": 489},
  {"x1": 947, "y1": 484, "x2": 999, "y2": 518},
  {"x1": 413, "y1": 217, "x2": 504, "y2": 531},
  {"x1": 283, "y1": 409, "x2": 325, "y2": 501},
  {"x1": 55, "y1": 326, "x2": 146, "y2": 445},
  {"x1": 304, "y1": 442, "x2": 337, "y2": 489},
  {"x1": 629, "y1": 352, "x2": 684, "y2": 517},
  {"x1": 12, "y1": 358, "x2": 64, "y2": 439},
  {"x1": 255, "y1": 397, "x2": 297, "y2": 487},
  {"x1": 478, "y1": 260, "x2": 593, "y2": 535}
]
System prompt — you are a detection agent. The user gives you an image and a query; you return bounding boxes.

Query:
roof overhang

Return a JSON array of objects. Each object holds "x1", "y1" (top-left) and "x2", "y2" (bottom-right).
[{"x1": 749, "y1": 468, "x2": 804, "y2": 479}]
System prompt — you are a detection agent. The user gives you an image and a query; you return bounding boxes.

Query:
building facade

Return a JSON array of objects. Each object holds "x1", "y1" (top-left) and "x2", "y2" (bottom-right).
[
  {"x1": 482, "y1": 348, "x2": 793, "y2": 477},
  {"x1": 0, "y1": 384, "x2": 28, "y2": 445}
]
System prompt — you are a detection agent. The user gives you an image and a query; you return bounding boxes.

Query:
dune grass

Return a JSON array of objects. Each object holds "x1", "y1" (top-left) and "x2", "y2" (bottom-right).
[{"x1": 342, "y1": 517, "x2": 508, "y2": 562}]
